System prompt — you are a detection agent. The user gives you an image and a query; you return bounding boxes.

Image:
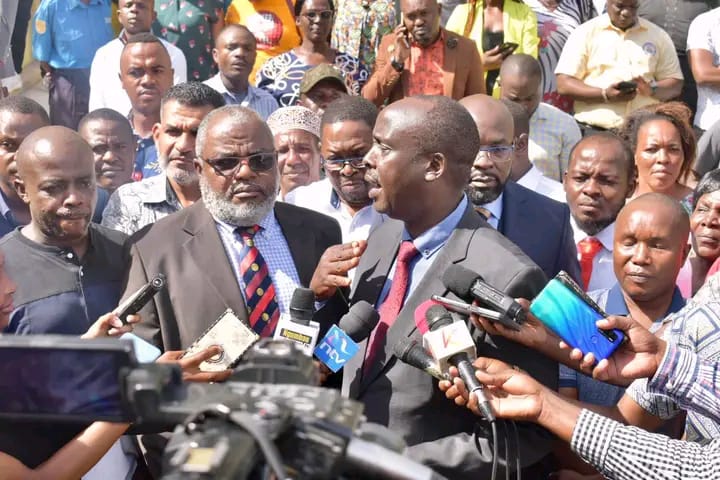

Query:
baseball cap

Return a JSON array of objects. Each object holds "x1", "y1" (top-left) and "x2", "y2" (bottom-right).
[{"x1": 299, "y1": 64, "x2": 348, "y2": 95}]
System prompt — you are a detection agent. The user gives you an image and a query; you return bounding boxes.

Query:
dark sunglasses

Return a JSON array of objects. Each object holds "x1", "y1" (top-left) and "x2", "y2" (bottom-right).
[
  {"x1": 203, "y1": 152, "x2": 278, "y2": 177},
  {"x1": 303, "y1": 10, "x2": 334, "y2": 20},
  {"x1": 322, "y1": 156, "x2": 367, "y2": 172}
]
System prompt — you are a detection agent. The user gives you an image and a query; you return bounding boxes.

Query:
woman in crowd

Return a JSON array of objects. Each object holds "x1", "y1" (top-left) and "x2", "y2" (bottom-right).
[
  {"x1": 256, "y1": 0, "x2": 368, "y2": 107},
  {"x1": 677, "y1": 170, "x2": 720, "y2": 298},
  {"x1": 154, "y1": 0, "x2": 225, "y2": 81},
  {"x1": 523, "y1": 0, "x2": 596, "y2": 113},
  {"x1": 445, "y1": 0, "x2": 538, "y2": 96},
  {"x1": 620, "y1": 102, "x2": 696, "y2": 213}
]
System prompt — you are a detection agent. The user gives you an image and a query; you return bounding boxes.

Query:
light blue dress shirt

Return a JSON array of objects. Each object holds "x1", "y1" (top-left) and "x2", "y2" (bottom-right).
[
  {"x1": 214, "y1": 209, "x2": 301, "y2": 316},
  {"x1": 32, "y1": 0, "x2": 113, "y2": 69},
  {"x1": 377, "y1": 196, "x2": 468, "y2": 308}
]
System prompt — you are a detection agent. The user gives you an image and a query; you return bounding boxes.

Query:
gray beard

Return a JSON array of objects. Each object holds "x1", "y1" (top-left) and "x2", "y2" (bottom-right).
[
  {"x1": 466, "y1": 183, "x2": 503, "y2": 206},
  {"x1": 199, "y1": 175, "x2": 277, "y2": 226},
  {"x1": 159, "y1": 155, "x2": 199, "y2": 186}
]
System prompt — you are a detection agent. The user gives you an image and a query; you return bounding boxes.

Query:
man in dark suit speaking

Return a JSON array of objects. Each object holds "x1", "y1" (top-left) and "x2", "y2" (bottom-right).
[
  {"x1": 123, "y1": 105, "x2": 342, "y2": 352},
  {"x1": 311, "y1": 96, "x2": 557, "y2": 478},
  {"x1": 460, "y1": 94, "x2": 581, "y2": 284}
]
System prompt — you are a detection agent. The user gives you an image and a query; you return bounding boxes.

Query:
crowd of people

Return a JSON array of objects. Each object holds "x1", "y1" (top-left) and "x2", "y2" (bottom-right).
[{"x1": 0, "y1": 0, "x2": 719, "y2": 478}]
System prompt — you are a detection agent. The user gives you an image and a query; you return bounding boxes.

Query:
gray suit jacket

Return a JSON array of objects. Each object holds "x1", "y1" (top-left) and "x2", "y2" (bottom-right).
[{"x1": 342, "y1": 202, "x2": 557, "y2": 479}]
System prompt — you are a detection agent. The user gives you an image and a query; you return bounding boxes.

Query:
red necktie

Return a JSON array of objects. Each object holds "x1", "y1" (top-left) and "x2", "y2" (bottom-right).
[
  {"x1": 237, "y1": 225, "x2": 280, "y2": 337},
  {"x1": 363, "y1": 240, "x2": 419, "y2": 375},
  {"x1": 577, "y1": 237, "x2": 603, "y2": 291}
]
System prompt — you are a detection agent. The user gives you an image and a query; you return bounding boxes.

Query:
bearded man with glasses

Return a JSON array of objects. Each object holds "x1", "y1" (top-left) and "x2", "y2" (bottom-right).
[{"x1": 460, "y1": 94, "x2": 581, "y2": 283}]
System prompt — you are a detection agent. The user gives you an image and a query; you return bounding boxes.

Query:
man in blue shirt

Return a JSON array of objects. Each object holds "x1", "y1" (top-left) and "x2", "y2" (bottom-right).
[{"x1": 32, "y1": 0, "x2": 113, "y2": 129}]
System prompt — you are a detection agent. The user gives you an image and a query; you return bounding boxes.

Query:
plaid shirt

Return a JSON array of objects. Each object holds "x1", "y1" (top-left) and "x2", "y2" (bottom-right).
[
  {"x1": 571, "y1": 342, "x2": 720, "y2": 480},
  {"x1": 528, "y1": 102, "x2": 582, "y2": 182}
]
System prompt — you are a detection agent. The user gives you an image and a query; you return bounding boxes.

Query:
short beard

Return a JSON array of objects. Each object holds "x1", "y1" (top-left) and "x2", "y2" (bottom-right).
[
  {"x1": 199, "y1": 175, "x2": 278, "y2": 227},
  {"x1": 159, "y1": 155, "x2": 198, "y2": 186},
  {"x1": 571, "y1": 213, "x2": 614, "y2": 237},
  {"x1": 466, "y1": 183, "x2": 503, "y2": 206}
]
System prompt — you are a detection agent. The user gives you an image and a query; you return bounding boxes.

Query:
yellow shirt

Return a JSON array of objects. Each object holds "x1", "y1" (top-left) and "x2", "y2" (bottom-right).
[
  {"x1": 226, "y1": 0, "x2": 301, "y2": 82},
  {"x1": 554, "y1": 15, "x2": 683, "y2": 130},
  {"x1": 446, "y1": 0, "x2": 538, "y2": 98}
]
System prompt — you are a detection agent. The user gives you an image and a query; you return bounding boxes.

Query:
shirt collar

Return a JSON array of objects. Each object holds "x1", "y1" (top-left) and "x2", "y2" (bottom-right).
[
  {"x1": 70, "y1": 0, "x2": 102, "y2": 8},
  {"x1": 412, "y1": 29, "x2": 445, "y2": 49},
  {"x1": 519, "y1": 166, "x2": 542, "y2": 186},
  {"x1": 599, "y1": 13, "x2": 647, "y2": 33},
  {"x1": 207, "y1": 73, "x2": 252, "y2": 100},
  {"x1": 135, "y1": 173, "x2": 178, "y2": 205},
  {"x1": 606, "y1": 283, "x2": 686, "y2": 322},
  {"x1": 403, "y1": 195, "x2": 467, "y2": 259},
  {"x1": 572, "y1": 217, "x2": 615, "y2": 250},
  {"x1": 0, "y1": 190, "x2": 13, "y2": 219},
  {"x1": 483, "y1": 192, "x2": 504, "y2": 221},
  {"x1": 213, "y1": 205, "x2": 279, "y2": 237}
]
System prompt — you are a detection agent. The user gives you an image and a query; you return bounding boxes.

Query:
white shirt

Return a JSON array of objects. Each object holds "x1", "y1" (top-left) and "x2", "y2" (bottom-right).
[
  {"x1": 571, "y1": 218, "x2": 616, "y2": 292},
  {"x1": 516, "y1": 165, "x2": 566, "y2": 203},
  {"x1": 687, "y1": 8, "x2": 720, "y2": 130},
  {"x1": 480, "y1": 192, "x2": 504, "y2": 230},
  {"x1": 89, "y1": 34, "x2": 187, "y2": 115},
  {"x1": 283, "y1": 178, "x2": 386, "y2": 242}
]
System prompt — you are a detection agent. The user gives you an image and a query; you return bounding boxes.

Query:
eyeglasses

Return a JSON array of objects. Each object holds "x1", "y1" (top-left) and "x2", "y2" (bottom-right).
[
  {"x1": 322, "y1": 156, "x2": 367, "y2": 172},
  {"x1": 476, "y1": 144, "x2": 514, "y2": 162},
  {"x1": 303, "y1": 10, "x2": 334, "y2": 20},
  {"x1": 202, "y1": 152, "x2": 278, "y2": 177}
]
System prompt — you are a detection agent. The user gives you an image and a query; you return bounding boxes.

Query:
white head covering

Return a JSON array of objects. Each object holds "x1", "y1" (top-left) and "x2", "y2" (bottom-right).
[{"x1": 266, "y1": 106, "x2": 321, "y2": 139}]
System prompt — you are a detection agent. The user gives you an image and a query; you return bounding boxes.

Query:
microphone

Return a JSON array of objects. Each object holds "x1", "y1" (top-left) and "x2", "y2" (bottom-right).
[
  {"x1": 273, "y1": 287, "x2": 321, "y2": 355},
  {"x1": 393, "y1": 338, "x2": 449, "y2": 381},
  {"x1": 314, "y1": 301, "x2": 380, "y2": 372},
  {"x1": 443, "y1": 265, "x2": 525, "y2": 331},
  {"x1": 422, "y1": 304, "x2": 495, "y2": 422}
]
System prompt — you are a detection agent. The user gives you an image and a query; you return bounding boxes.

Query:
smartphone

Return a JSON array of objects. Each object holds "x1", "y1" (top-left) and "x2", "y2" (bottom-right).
[
  {"x1": 529, "y1": 272, "x2": 624, "y2": 363},
  {"x1": 499, "y1": 42, "x2": 519, "y2": 54},
  {"x1": 0, "y1": 336, "x2": 136, "y2": 423},
  {"x1": 617, "y1": 81, "x2": 637, "y2": 92}
]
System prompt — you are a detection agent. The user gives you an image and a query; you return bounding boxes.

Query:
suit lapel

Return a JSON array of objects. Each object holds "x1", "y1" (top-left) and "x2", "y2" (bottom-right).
[
  {"x1": 358, "y1": 204, "x2": 483, "y2": 394},
  {"x1": 274, "y1": 203, "x2": 318, "y2": 286},
  {"x1": 181, "y1": 202, "x2": 248, "y2": 322},
  {"x1": 442, "y1": 32, "x2": 457, "y2": 97}
]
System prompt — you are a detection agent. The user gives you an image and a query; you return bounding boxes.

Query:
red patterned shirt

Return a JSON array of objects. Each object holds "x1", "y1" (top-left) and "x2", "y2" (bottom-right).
[{"x1": 407, "y1": 31, "x2": 445, "y2": 97}]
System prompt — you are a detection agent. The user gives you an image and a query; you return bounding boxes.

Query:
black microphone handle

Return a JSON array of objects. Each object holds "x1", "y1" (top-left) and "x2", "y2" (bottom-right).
[
  {"x1": 449, "y1": 353, "x2": 496, "y2": 422},
  {"x1": 343, "y1": 437, "x2": 449, "y2": 480}
]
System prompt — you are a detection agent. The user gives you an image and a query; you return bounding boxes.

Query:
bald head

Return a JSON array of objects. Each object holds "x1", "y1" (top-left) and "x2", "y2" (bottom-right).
[
  {"x1": 613, "y1": 192, "x2": 689, "y2": 303},
  {"x1": 498, "y1": 54, "x2": 542, "y2": 116},
  {"x1": 499, "y1": 54, "x2": 542, "y2": 81},
  {"x1": 15, "y1": 126, "x2": 97, "y2": 246},
  {"x1": 460, "y1": 95, "x2": 514, "y2": 144}
]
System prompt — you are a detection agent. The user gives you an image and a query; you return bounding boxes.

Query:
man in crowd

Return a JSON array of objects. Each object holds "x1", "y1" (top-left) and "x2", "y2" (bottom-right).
[
  {"x1": 78, "y1": 108, "x2": 136, "y2": 194},
  {"x1": 499, "y1": 54, "x2": 581, "y2": 183},
  {"x1": 89, "y1": 0, "x2": 187, "y2": 116},
  {"x1": 120, "y1": 33, "x2": 174, "y2": 180},
  {"x1": 205, "y1": 24, "x2": 278, "y2": 120},
  {"x1": 362, "y1": 0, "x2": 485, "y2": 106},
  {"x1": 285, "y1": 96, "x2": 386, "y2": 243},
  {"x1": 31, "y1": 0, "x2": 113, "y2": 129},
  {"x1": 296, "y1": 64, "x2": 349, "y2": 116},
  {"x1": 555, "y1": 0, "x2": 683, "y2": 133},
  {"x1": 500, "y1": 99, "x2": 566, "y2": 203},
  {"x1": 460, "y1": 94, "x2": 580, "y2": 283},
  {"x1": 0, "y1": 96, "x2": 49, "y2": 237},
  {"x1": 311, "y1": 95, "x2": 555, "y2": 478},
  {"x1": 103, "y1": 82, "x2": 225, "y2": 235},
  {"x1": 267, "y1": 106, "x2": 322, "y2": 201},
  {"x1": 565, "y1": 133, "x2": 637, "y2": 291},
  {"x1": 687, "y1": 6, "x2": 720, "y2": 133}
]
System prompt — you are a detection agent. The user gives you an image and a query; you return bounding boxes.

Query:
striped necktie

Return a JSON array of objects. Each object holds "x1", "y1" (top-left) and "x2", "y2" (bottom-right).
[{"x1": 237, "y1": 225, "x2": 280, "y2": 337}]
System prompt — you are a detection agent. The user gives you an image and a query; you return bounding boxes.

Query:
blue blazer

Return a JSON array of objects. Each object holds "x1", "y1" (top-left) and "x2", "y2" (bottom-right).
[{"x1": 498, "y1": 181, "x2": 582, "y2": 284}]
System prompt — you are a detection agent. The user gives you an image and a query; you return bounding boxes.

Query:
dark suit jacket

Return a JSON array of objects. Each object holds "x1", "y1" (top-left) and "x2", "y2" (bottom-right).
[
  {"x1": 341, "y1": 202, "x2": 557, "y2": 479},
  {"x1": 124, "y1": 200, "x2": 343, "y2": 351},
  {"x1": 362, "y1": 28, "x2": 486, "y2": 107},
  {"x1": 498, "y1": 181, "x2": 582, "y2": 284}
]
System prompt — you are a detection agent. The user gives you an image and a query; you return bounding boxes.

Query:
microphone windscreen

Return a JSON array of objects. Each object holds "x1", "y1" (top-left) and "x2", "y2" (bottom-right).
[
  {"x1": 339, "y1": 301, "x2": 380, "y2": 342},
  {"x1": 425, "y1": 304, "x2": 453, "y2": 331},
  {"x1": 443, "y1": 264, "x2": 482, "y2": 299},
  {"x1": 289, "y1": 287, "x2": 316, "y2": 323},
  {"x1": 414, "y1": 299, "x2": 441, "y2": 334}
]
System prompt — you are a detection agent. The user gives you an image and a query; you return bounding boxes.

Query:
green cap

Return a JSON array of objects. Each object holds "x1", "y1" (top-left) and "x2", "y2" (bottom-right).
[{"x1": 299, "y1": 64, "x2": 348, "y2": 95}]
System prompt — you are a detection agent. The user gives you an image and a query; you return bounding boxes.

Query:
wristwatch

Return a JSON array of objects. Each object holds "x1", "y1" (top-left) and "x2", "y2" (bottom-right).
[
  {"x1": 390, "y1": 57, "x2": 404, "y2": 73},
  {"x1": 650, "y1": 79, "x2": 658, "y2": 95}
]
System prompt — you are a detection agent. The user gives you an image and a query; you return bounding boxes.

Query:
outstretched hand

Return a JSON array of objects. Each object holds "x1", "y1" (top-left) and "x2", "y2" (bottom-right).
[
  {"x1": 81, "y1": 313, "x2": 141, "y2": 339},
  {"x1": 158, "y1": 346, "x2": 233, "y2": 383}
]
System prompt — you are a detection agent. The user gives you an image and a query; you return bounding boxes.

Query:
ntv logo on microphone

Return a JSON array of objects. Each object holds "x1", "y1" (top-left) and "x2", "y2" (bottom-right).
[{"x1": 314, "y1": 325, "x2": 360, "y2": 372}]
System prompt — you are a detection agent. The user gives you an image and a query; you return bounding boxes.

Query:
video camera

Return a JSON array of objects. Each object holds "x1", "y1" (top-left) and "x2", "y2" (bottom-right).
[{"x1": 0, "y1": 335, "x2": 446, "y2": 480}]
